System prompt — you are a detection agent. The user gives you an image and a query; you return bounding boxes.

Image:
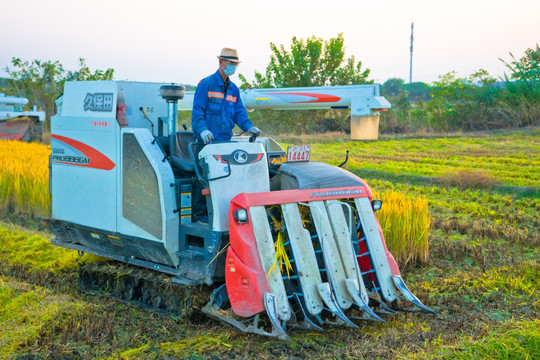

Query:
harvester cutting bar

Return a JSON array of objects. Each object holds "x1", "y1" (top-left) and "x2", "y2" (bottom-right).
[
  {"x1": 220, "y1": 186, "x2": 433, "y2": 338},
  {"x1": 301, "y1": 200, "x2": 379, "y2": 323},
  {"x1": 249, "y1": 206, "x2": 291, "y2": 321},
  {"x1": 354, "y1": 197, "x2": 399, "y2": 302},
  {"x1": 353, "y1": 197, "x2": 436, "y2": 314}
]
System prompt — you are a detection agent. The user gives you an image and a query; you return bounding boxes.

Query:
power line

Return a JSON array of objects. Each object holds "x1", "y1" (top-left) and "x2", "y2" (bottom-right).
[{"x1": 409, "y1": 22, "x2": 414, "y2": 84}]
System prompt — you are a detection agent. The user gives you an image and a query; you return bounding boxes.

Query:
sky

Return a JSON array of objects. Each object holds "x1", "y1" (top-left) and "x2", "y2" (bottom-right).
[{"x1": 1, "y1": 0, "x2": 539, "y2": 86}]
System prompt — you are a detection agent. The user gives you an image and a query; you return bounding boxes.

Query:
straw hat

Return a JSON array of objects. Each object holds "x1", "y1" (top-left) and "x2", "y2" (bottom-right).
[{"x1": 217, "y1": 48, "x2": 241, "y2": 63}]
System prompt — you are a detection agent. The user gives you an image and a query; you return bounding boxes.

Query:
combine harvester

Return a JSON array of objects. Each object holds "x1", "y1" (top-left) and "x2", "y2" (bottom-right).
[
  {"x1": 46, "y1": 81, "x2": 435, "y2": 340},
  {"x1": 0, "y1": 93, "x2": 45, "y2": 141}
]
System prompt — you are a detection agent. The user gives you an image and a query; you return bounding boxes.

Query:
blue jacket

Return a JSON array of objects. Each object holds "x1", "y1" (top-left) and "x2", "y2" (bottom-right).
[{"x1": 191, "y1": 70, "x2": 253, "y2": 142}]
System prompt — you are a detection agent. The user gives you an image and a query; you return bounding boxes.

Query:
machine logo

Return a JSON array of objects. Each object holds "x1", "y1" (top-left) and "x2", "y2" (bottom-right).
[
  {"x1": 52, "y1": 154, "x2": 90, "y2": 164},
  {"x1": 83, "y1": 93, "x2": 114, "y2": 112},
  {"x1": 233, "y1": 150, "x2": 248, "y2": 164},
  {"x1": 214, "y1": 151, "x2": 263, "y2": 165},
  {"x1": 310, "y1": 188, "x2": 363, "y2": 199}
]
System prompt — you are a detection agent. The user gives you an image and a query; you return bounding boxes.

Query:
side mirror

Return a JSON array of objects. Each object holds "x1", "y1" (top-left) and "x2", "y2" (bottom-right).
[{"x1": 371, "y1": 199, "x2": 382, "y2": 211}]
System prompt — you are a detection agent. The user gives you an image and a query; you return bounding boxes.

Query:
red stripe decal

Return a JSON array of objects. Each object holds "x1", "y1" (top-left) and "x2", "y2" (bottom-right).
[
  {"x1": 51, "y1": 134, "x2": 115, "y2": 170},
  {"x1": 265, "y1": 92, "x2": 341, "y2": 103}
]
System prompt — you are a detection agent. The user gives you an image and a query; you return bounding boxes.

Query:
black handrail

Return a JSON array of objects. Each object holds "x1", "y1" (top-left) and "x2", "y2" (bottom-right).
[
  {"x1": 188, "y1": 141, "x2": 208, "y2": 187},
  {"x1": 338, "y1": 150, "x2": 350, "y2": 167}
]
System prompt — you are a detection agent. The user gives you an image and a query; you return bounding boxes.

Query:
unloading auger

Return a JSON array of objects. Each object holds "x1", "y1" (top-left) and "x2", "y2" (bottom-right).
[{"x1": 47, "y1": 80, "x2": 434, "y2": 340}]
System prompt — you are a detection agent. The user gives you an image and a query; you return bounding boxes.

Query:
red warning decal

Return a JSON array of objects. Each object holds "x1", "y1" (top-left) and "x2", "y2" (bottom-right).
[
  {"x1": 51, "y1": 134, "x2": 115, "y2": 170},
  {"x1": 265, "y1": 92, "x2": 341, "y2": 103}
]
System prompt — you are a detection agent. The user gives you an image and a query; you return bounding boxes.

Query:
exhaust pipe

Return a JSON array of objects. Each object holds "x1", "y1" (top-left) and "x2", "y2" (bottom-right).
[{"x1": 159, "y1": 84, "x2": 186, "y2": 155}]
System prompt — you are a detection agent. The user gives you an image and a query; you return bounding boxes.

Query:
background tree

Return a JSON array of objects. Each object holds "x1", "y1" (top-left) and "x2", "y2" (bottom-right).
[
  {"x1": 64, "y1": 58, "x2": 114, "y2": 81},
  {"x1": 238, "y1": 34, "x2": 372, "y2": 135},
  {"x1": 239, "y1": 33, "x2": 372, "y2": 89},
  {"x1": 4, "y1": 58, "x2": 63, "y2": 127},
  {"x1": 381, "y1": 78, "x2": 406, "y2": 97},
  {"x1": 380, "y1": 78, "x2": 410, "y2": 133},
  {"x1": 406, "y1": 82, "x2": 432, "y2": 103},
  {"x1": 501, "y1": 43, "x2": 540, "y2": 83},
  {"x1": 496, "y1": 44, "x2": 540, "y2": 126},
  {"x1": 4, "y1": 57, "x2": 114, "y2": 128}
]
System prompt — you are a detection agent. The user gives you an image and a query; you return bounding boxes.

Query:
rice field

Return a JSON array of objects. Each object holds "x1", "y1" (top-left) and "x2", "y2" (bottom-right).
[
  {"x1": 0, "y1": 138, "x2": 431, "y2": 266},
  {"x1": 0, "y1": 128, "x2": 538, "y2": 359},
  {"x1": 0, "y1": 140, "x2": 50, "y2": 217}
]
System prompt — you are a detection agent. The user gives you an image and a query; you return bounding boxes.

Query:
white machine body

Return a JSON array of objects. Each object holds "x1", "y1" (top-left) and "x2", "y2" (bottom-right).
[
  {"x1": 51, "y1": 81, "x2": 181, "y2": 266},
  {"x1": 199, "y1": 142, "x2": 270, "y2": 232}
]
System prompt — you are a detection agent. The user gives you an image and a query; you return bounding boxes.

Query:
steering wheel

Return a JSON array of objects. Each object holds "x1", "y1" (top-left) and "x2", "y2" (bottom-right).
[
  {"x1": 249, "y1": 133, "x2": 258, "y2": 143},
  {"x1": 235, "y1": 130, "x2": 259, "y2": 143}
]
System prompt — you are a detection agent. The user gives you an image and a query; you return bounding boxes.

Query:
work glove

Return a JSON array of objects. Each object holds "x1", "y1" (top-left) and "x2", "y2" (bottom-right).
[
  {"x1": 201, "y1": 130, "x2": 214, "y2": 144},
  {"x1": 248, "y1": 126, "x2": 261, "y2": 136}
]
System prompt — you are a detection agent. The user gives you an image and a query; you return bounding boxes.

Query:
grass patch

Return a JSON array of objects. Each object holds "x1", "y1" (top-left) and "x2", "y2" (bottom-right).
[
  {"x1": 0, "y1": 226, "x2": 104, "y2": 273},
  {"x1": 402, "y1": 319, "x2": 540, "y2": 359},
  {"x1": 159, "y1": 334, "x2": 234, "y2": 358},
  {"x1": 444, "y1": 320, "x2": 540, "y2": 359},
  {"x1": 0, "y1": 276, "x2": 85, "y2": 357},
  {"x1": 0, "y1": 128, "x2": 538, "y2": 359},
  {"x1": 436, "y1": 169, "x2": 499, "y2": 189},
  {"x1": 308, "y1": 130, "x2": 540, "y2": 187},
  {"x1": 423, "y1": 260, "x2": 539, "y2": 306}
]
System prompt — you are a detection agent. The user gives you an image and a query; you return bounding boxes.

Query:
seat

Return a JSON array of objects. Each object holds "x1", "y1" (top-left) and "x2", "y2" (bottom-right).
[{"x1": 170, "y1": 131, "x2": 196, "y2": 172}]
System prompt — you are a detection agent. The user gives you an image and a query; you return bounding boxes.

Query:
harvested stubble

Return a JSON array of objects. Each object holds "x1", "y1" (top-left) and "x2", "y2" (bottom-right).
[{"x1": 0, "y1": 276, "x2": 85, "y2": 357}]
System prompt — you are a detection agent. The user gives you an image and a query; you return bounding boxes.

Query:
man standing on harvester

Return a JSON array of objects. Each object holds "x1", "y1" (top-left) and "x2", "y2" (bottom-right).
[
  {"x1": 191, "y1": 48, "x2": 261, "y2": 143},
  {"x1": 191, "y1": 48, "x2": 261, "y2": 223}
]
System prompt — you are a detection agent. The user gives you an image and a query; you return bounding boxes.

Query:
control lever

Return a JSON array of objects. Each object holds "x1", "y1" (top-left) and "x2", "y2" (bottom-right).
[{"x1": 139, "y1": 107, "x2": 154, "y2": 134}]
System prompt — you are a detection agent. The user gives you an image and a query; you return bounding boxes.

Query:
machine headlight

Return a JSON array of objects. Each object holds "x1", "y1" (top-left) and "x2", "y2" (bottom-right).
[
  {"x1": 234, "y1": 209, "x2": 249, "y2": 224},
  {"x1": 371, "y1": 199, "x2": 382, "y2": 211}
]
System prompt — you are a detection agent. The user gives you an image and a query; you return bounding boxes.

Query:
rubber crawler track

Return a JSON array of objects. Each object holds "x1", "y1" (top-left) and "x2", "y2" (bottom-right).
[{"x1": 78, "y1": 262, "x2": 213, "y2": 317}]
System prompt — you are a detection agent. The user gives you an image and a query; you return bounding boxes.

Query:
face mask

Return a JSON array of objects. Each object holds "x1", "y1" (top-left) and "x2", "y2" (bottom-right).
[{"x1": 223, "y1": 64, "x2": 236, "y2": 76}]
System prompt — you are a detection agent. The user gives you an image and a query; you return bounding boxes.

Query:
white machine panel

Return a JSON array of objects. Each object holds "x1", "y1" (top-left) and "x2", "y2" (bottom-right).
[
  {"x1": 199, "y1": 142, "x2": 270, "y2": 232},
  {"x1": 116, "y1": 82, "x2": 170, "y2": 135},
  {"x1": 52, "y1": 81, "x2": 180, "y2": 242},
  {"x1": 61, "y1": 81, "x2": 118, "y2": 118},
  {"x1": 51, "y1": 113, "x2": 118, "y2": 231},
  {"x1": 59, "y1": 81, "x2": 171, "y2": 136}
]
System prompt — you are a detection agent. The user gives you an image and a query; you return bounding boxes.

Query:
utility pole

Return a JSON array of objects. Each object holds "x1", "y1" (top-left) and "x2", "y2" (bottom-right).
[{"x1": 409, "y1": 22, "x2": 414, "y2": 84}]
